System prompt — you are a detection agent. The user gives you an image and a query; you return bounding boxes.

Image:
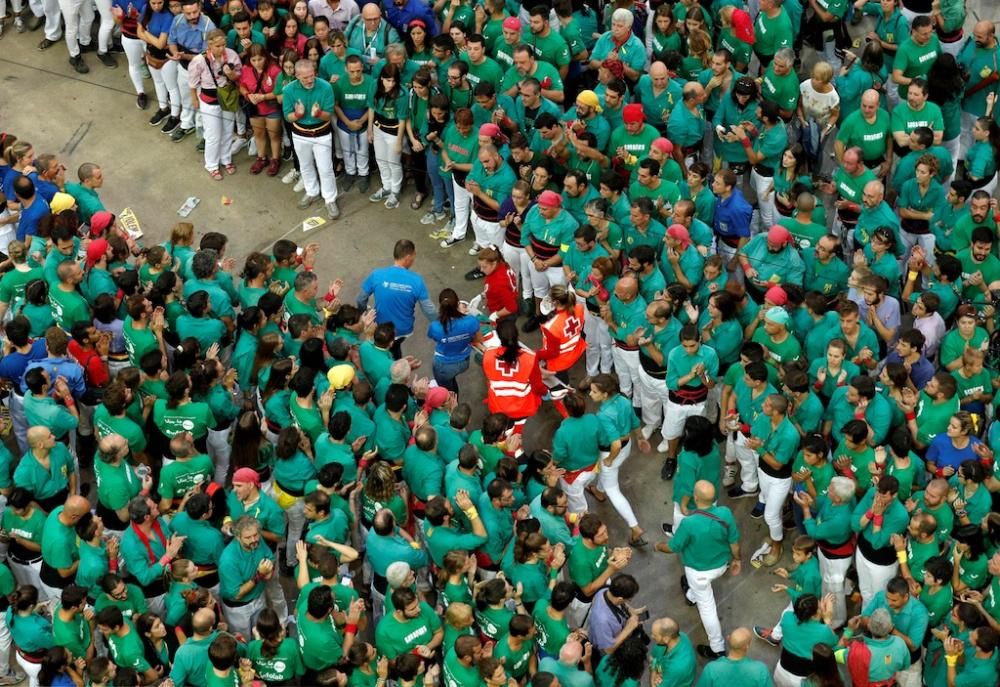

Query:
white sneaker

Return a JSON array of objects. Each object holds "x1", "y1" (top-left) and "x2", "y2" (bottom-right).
[
  {"x1": 15, "y1": 17, "x2": 25, "y2": 32},
  {"x1": 641, "y1": 424, "x2": 657, "y2": 440},
  {"x1": 722, "y1": 462, "x2": 738, "y2": 487},
  {"x1": 420, "y1": 211, "x2": 438, "y2": 225},
  {"x1": 467, "y1": 243, "x2": 482, "y2": 256},
  {"x1": 750, "y1": 541, "x2": 772, "y2": 563},
  {"x1": 230, "y1": 136, "x2": 247, "y2": 156},
  {"x1": 656, "y1": 438, "x2": 670, "y2": 453},
  {"x1": 282, "y1": 168, "x2": 299, "y2": 184},
  {"x1": 384, "y1": 193, "x2": 399, "y2": 209},
  {"x1": 293, "y1": 177, "x2": 305, "y2": 193}
]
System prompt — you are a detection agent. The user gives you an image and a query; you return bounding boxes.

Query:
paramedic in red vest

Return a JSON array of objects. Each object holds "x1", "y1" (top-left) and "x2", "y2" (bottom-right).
[
  {"x1": 538, "y1": 285, "x2": 587, "y2": 383},
  {"x1": 482, "y1": 318, "x2": 545, "y2": 432}
]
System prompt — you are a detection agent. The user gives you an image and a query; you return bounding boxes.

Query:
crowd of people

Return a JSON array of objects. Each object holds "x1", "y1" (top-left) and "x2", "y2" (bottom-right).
[{"x1": 3, "y1": 0, "x2": 1000, "y2": 685}]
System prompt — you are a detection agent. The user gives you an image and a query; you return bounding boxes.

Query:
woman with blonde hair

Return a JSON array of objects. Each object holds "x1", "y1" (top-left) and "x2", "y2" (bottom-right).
[{"x1": 798, "y1": 61, "x2": 840, "y2": 171}]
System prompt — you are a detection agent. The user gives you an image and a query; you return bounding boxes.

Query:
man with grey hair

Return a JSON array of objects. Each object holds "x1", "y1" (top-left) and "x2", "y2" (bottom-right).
[
  {"x1": 538, "y1": 639, "x2": 595, "y2": 687},
  {"x1": 218, "y1": 515, "x2": 276, "y2": 638},
  {"x1": 795, "y1": 475, "x2": 856, "y2": 629},
  {"x1": 588, "y1": 9, "x2": 644, "y2": 81},
  {"x1": 840, "y1": 608, "x2": 911, "y2": 684}
]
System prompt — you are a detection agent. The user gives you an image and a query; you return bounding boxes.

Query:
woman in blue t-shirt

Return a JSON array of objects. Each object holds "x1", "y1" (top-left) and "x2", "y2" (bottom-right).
[{"x1": 427, "y1": 288, "x2": 482, "y2": 393}]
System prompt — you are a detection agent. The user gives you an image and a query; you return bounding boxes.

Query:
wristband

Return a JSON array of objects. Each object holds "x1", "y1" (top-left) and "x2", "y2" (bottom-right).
[
  {"x1": 956, "y1": 509, "x2": 968, "y2": 518},
  {"x1": 865, "y1": 510, "x2": 874, "y2": 521},
  {"x1": 935, "y1": 467, "x2": 945, "y2": 478},
  {"x1": 410, "y1": 541, "x2": 421, "y2": 550},
  {"x1": 158, "y1": 554, "x2": 172, "y2": 567},
  {"x1": 464, "y1": 507, "x2": 479, "y2": 520},
  {"x1": 548, "y1": 568, "x2": 560, "y2": 580},
  {"x1": 345, "y1": 623, "x2": 359, "y2": 635},
  {"x1": 110, "y1": 557, "x2": 119, "y2": 572},
  {"x1": 945, "y1": 655, "x2": 958, "y2": 667},
  {"x1": 905, "y1": 411, "x2": 916, "y2": 421},
  {"x1": 873, "y1": 515, "x2": 884, "y2": 527},
  {"x1": 740, "y1": 138, "x2": 752, "y2": 149},
  {"x1": 842, "y1": 629, "x2": 854, "y2": 640},
  {"x1": 896, "y1": 550, "x2": 907, "y2": 564},
  {"x1": 324, "y1": 292, "x2": 336, "y2": 303},
  {"x1": 908, "y1": 270, "x2": 920, "y2": 282}
]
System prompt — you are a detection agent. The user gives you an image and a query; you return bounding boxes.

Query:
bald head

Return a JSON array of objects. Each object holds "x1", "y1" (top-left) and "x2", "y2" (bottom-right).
[
  {"x1": 693, "y1": 480, "x2": 716, "y2": 507},
  {"x1": 729, "y1": 627, "x2": 753, "y2": 653},
  {"x1": 192, "y1": 607, "x2": 216, "y2": 634},
  {"x1": 973, "y1": 20, "x2": 996, "y2": 48},
  {"x1": 861, "y1": 89, "x2": 879, "y2": 107},
  {"x1": 650, "y1": 62, "x2": 667, "y2": 79},
  {"x1": 65, "y1": 495, "x2": 91, "y2": 518},
  {"x1": 559, "y1": 640, "x2": 583, "y2": 665},
  {"x1": 615, "y1": 276, "x2": 638, "y2": 301},
  {"x1": 652, "y1": 617, "x2": 679, "y2": 642},
  {"x1": 27, "y1": 426, "x2": 50, "y2": 449}
]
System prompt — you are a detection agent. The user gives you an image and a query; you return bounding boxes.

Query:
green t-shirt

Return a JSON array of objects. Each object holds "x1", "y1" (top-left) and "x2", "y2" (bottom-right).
[
  {"x1": 671, "y1": 506, "x2": 739, "y2": 570},
  {"x1": 107, "y1": 621, "x2": 152, "y2": 673},
  {"x1": 246, "y1": 637, "x2": 304, "y2": 683},
  {"x1": 892, "y1": 35, "x2": 942, "y2": 97}
]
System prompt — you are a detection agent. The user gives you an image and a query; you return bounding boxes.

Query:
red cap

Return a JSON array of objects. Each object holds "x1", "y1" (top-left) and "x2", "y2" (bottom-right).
[
  {"x1": 666, "y1": 224, "x2": 691, "y2": 249},
  {"x1": 764, "y1": 286, "x2": 788, "y2": 306},
  {"x1": 767, "y1": 224, "x2": 793, "y2": 248},
  {"x1": 538, "y1": 190, "x2": 562, "y2": 208},
  {"x1": 424, "y1": 386, "x2": 449, "y2": 410},
  {"x1": 651, "y1": 138, "x2": 673, "y2": 154},
  {"x1": 732, "y1": 9, "x2": 755, "y2": 45},
  {"x1": 85, "y1": 238, "x2": 109, "y2": 269},
  {"x1": 232, "y1": 468, "x2": 261, "y2": 486},
  {"x1": 601, "y1": 59, "x2": 624, "y2": 79},
  {"x1": 622, "y1": 103, "x2": 645, "y2": 124},
  {"x1": 89, "y1": 211, "x2": 114, "y2": 237},
  {"x1": 502, "y1": 16, "x2": 521, "y2": 31}
]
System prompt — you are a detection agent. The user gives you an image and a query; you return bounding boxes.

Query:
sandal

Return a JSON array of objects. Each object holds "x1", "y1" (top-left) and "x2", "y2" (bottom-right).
[
  {"x1": 224, "y1": 163, "x2": 237, "y2": 175},
  {"x1": 586, "y1": 484, "x2": 607, "y2": 503},
  {"x1": 410, "y1": 192, "x2": 426, "y2": 210},
  {"x1": 208, "y1": 169, "x2": 223, "y2": 181},
  {"x1": 629, "y1": 535, "x2": 649, "y2": 548}
]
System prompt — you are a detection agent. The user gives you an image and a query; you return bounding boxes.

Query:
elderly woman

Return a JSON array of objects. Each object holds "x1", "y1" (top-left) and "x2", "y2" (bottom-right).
[
  {"x1": 187, "y1": 29, "x2": 242, "y2": 180},
  {"x1": 588, "y1": 9, "x2": 646, "y2": 81}
]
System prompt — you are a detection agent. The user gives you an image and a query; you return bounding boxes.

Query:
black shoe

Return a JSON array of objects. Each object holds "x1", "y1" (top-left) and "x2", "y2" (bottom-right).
[
  {"x1": 465, "y1": 267, "x2": 485, "y2": 281},
  {"x1": 148, "y1": 108, "x2": 169, "y2": 126},
  {"x1": 79, "y1": 41, "x2": 96, "y2": 53},
  {"x1": 697, "y1": 645, "x2": 725, "y2": 660},
  {"x1": 170, "y1": 126, "x2": 194, "y2": 142},
  {"x1": 750, "y1": 502, "x2": 765, "y2": 519},
  {"x1": 660, "y1": 522, "x2": 674, "y2": 536},
  {"x1": 37, "y1": 37, "x2": 56, "y2": 50},
  {"x1": 196, "y1": 138, "x2": 206, "y2": 152},
  {"x1": 69, "y1": 55, "x2": 89, "y2": 73},
  {"x1": 679, "y1": 576, "x2": 695, "y2": 605},
  {"x1": 136, "y1": 93, "x2": 148, "y2": 110},
  {"x1": 521, "y1": 315, "x2": 540, "y2": 333},
  {"x1": 727, "y1": 485, "x2": 760, "y2": 499},
  {"x1": 660, "y1": 458, "x2": 677, "y2": 481},
  {"x1": 161, "y1": 116, "x2": 180, "y2": 134},
  {"x1": 97, "y1": 51, "x2": 117, "y2": 67},
  {"x1": 282, "y1": 145, "x2": 294, "y2": 161}
]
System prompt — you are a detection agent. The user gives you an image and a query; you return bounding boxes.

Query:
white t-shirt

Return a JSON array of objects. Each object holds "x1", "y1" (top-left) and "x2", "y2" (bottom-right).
[{"x1": 799, "y1": 80, "x2": 841, "y2": 125}]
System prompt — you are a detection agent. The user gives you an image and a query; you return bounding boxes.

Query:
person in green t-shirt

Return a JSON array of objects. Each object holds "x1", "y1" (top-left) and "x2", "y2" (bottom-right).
[
  {"x1": 97, "y1": 607, "x2": 159, "y2": 683},
  {"x1": 891, "y1": 18, "x2": 941, "y2": 99},
  {"x1": 52, "y1": 584, "x2": 95, "y2": 661},
  {"x1": 732, "y1": 99, "x2": 788, "y2": 232}
]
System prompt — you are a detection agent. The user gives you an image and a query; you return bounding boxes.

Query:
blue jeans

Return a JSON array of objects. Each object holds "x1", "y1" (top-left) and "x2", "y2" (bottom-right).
[
  {"x1": 432, "y1": 356, "x2": 470, "y2": 393},
  {"x1": 425, "y1": 148, "x2": 448, "y2": 214}
]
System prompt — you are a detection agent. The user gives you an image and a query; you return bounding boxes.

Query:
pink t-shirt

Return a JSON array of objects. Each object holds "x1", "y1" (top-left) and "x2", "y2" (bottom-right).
[{"x1": 238, "y1": 63, "x2": 282, "y2": 116}]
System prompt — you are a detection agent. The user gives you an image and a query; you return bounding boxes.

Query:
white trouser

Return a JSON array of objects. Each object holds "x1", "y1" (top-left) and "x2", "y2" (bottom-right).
[
  {"x1": 336, "y1": 127, "x2": 369, "y2": 175},
  {"x1": 449, "y1": 181, "x2": 472, "y2": 239},
  {"x1": 264, "y1": 572, "x2": 289, "y2": 624},
  {"x1": 7, "y1": 392, "x2": 28, "y2": 455},
  {"x1": 30, "y1": 0, "x2": 62, "y2": 40},
  {"x1": 684, "y1": 563, "x2": 729, "y2": 652},
  {"x1": 0, "y1": 0, "x2": 23, "y2": 20},
  {"x1": 726, "y1": 432, "x2": 759, "y2": 491},
  {"x1": 8, "y1": 560, "x2": 42, "y2": 592},
  {"x1": 750, "y1": 169, "x2": 775, "y2": 232},
  {"x1": 583, "y1": 312, "x2": 613, "y2": 376},
  {"x1": 292, "y1": 132, "x2": 339, "y2": 203},
  {"x1": 941, "y1": 137, "x2": 960, "y2": 183},
  {"x1": 370, "y1": 583, "x2": 386, "y2": 628},
  {"x1": 897, "y1": 658, "x2": 922, "y2": 687},
  {"x1": 773, "y1": 659, "x2": 805, "y2": 687},
  {"x1": 560, "y1": 469, "x2": 596, "y2": 514},
  {"x1": 637, "y1": 367, "x2": 669, "y2": 436},
  {"x1": 528, "y1": 262, "x2": 565, "y2": 299},
  {"x1": 93, "y1": 0, "x2": 113, "y2": 52},
  {"x1": 661, "y1": 398, "x2": 705, "y2": 441},
  {"x1": 159, "y1": 59, "x2": 180, "y2": 116},
  {"x1": 0, "y1": 606, "x2": 11, "y2": 677},
  {"x1": 471, "y1": 215, "x2": 503, "y2": 249},
  {"x1": 899, "y1": 230, "x2": 936, "y2": 273},
  {"x1": 199, "y1": 102, "x2": 235, "y2": 171},
  {"x1": 176, "y1": 63, "x2": 195, "y2": 129},
  {"x1": 208, "y1": 425, "x2": 232, "y2": 484},
  {"x1": 610, "y1": 346, "x2": 641, "y2": 406},
  {"x1": 598, "y1": 443, "x2": 638, "y2": 528},
  {"x1": 373, "y1": 125, "x2": 403, "y2": 194},
  {"x1": 818, "y1": 549, "x2": 852, "y2": 629},
  {"x1": 223, "y1": 595, "x2": 265, "y2": 640},
  {"x1": 769, "y1": 601, "x2": 793, "y2": 641},
  {"x1": 15, "y1": 651, "x2": 42, "y2": 687},
  {"x1": 672, "y1": 502, "x2": 687, "y2": 528},
  {"x1": 959, "y1": 111, "x2": 978, "y2": 161},
  {"x1": 121, "y1": 35, "x2": 146, "y2": 94},
  {"x1": 939, "y1": 38, "x2": 962, "y2": 57},
  {"x1": 282, "y1": 498, "x2": 306, "y2": 563},
  {"x1": 757, "y1": 471, "x2": 792, "y2": 541},
  {"x1": 855, "y1": 547, "x2": 898, "y2": 609},
  {"x1": 501, "y1": 243, "x2": 532, "y2": 300},
  {"x1": 58, "y1": 0, "x2": 95, "y2": 57}
]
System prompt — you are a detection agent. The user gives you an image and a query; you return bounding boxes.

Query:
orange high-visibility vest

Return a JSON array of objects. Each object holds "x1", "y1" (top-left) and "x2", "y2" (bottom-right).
[
  {"x1": 540, "y1": 303, "x2": 587, "y2": 372},
  {"x1": 483, "y1": 348, "x2": 542, "y2": 419}
]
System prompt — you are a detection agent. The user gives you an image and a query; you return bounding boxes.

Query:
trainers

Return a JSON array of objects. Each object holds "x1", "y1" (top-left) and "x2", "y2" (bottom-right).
[
  {"x1": 281, "y1": 168, "x2": 299, "y2": 184},
  {"x1": 660, "y1": 522, "x2": 674, "y2": 537},
  {"x1": 384, "y1": 193, "x2": 399, "y2": 209},
  {"x1": 656, "y1": 438, "x2": 670, "y2": 453},
  {"x1": 250, "y1": 157, "x2": 268, "y2": 175},
  {"x1": 641, "y1": 424, "x2": 657, "y2": 440},
  {"x1": 327, "y1": 200, "x2": 340, "y2": 220},
  {"x1": 297, "y1": 193, "x2": 319, "y2": 209},
  {"x1": 69, "y1": 55, "x2": 89, "y2": 73},
  {"x1": 0, "y1": 673, "x2": 23, "y2": 686},
  {"x1": 750, "y1": 542, "x2": 772, "y2": 568},
  {"x1": 15, "y1": 17, "x2": 25, "y2": 32},
  {"x1": 357, "y1": 175, "x2": 370, "y2": 193},
  {"x1": 293, "y1": 177, "x2": 305, "y2": 193},
  {"x1": 171, "y1": 126, "x2": 194, "y2": 142},
  {"x1": 136, "y1": 93, "x2": 148, "y2": 110},
  {"x1": 282, "y1": 145, "x2": 293, "y2": 162},
  {"x1": 148, "y1": 108, "x2": 169, "y2": 126},
  {"x1": 38, "y1": 37, "x2": 56, "y2": 49},
  {"x1": 727, "y1": 485, "x2": 759, "y2": 499},
  {"x1": 420, "y1": 210, "x2": 439, "y2": 225},
  {"x1": 434, "y1": 210, "x2": 449, "y2": 222},
  {"x1": 161, "y1": 116, "x2": 180, "y2": 134},
  {"x1": 369, "y1": 188, "x2": 389, "y2": 202},
  {"x1": 753, "y1": 626, "x2": 780, "y2": 647},
  {"x1": 464, "y1": 267, "x2": 485, "y2": 281},
  {"x1": 440, "y1": 237, "x2": 463, "y2": 248},
  {"x1": 660, "y1": 458, "x2": 677, "y2": 481},
  {"x1": 750, "y1": 502, "x2": 765, "y2": 519},
  {"x1": 230, "y1": 137, "x2": 247, "y2": 156},
  {"x1": 79, "y1": 41, "x2": 95, "y2": 52},
  {"x1": 340, "y1": 174, "x2": 356, "y2": 192},
  {"x1": 97, "y1": 51, "x2": 117, "y2": 67},
  {"x1": 722, "y1": 462, "x2": 738, "y2": 487},
  {"x1": 196, "y1": 138, "x2": 205, "y2": 152},
  {"x1": 428, "y1": 228, "x2": 451, "y2": 240},
  {"x1": 467, "y1": 243, "x2": 482, "y2": 256}
]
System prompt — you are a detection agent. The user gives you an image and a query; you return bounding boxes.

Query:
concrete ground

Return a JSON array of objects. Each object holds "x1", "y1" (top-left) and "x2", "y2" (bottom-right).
[{"x1": 1, "y1": 0, "x2": 999, "y2": 678}]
